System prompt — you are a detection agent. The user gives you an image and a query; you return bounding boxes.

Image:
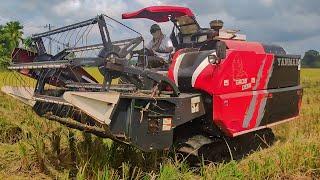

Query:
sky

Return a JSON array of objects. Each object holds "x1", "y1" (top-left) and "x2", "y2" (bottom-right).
[{"x1": 0, "y1": 0, "x2": 319, "y2": 55}]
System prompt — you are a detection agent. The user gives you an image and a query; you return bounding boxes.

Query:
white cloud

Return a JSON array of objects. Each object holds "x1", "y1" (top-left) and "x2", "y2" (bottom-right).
[
  {"x1": 52, "y1": 0, "x2": 128, "y2": 18},
  {"x1": 23, "y1": 25, "x2": 44, "y2": 37},
  {"x1": 53, "y1": 0, "x2": 81, "y2": 16},
  {"x1": 0, "y1": 15, "x2": 9, "y2": 24},
  {"x1": 275, "y1": 34, "x2": 320, "y2": 55},
  {"x1": 1, "y1": 0, "x2": 319, "y2": 55},
  {"x1": 135, "y1": 0, "x2": 165, "y2": 7},
  {"x1": 21, "y1": 16, "x2": 53, "y2": 37},
  {"x1": 260, "y1": 0, "x2": 274, "y2": 7}
]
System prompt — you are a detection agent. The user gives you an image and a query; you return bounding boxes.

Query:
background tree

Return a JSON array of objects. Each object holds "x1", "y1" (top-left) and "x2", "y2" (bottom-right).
[
  {"x1": 0, "y1": 21, "x2": 24, "y2": 67},
  {"x1": 302, "y1": 50, "x2": 320, "y2": 68},
  {"x1": 3, "y1": 21, "x2": 24, "y2": 49}
]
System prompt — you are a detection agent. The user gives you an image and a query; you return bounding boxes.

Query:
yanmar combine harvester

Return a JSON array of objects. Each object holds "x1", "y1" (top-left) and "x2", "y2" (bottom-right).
[{"x1": 2, "y1": 6, "x2": 302, "y2": 160}]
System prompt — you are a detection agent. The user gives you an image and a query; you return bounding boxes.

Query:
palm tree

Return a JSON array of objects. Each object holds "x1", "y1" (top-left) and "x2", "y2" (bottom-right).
[
  {"x1": 3, "y1": 21, "x2": 24, "y2": 49},
  {"x1": 0, "y1": 21, "x2": 24, "y2": 67}
]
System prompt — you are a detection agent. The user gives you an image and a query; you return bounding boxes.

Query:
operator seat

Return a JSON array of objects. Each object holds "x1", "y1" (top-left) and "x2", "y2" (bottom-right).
[{"x1": 170, "y1": 27, "x2": 179, "y2": 49}]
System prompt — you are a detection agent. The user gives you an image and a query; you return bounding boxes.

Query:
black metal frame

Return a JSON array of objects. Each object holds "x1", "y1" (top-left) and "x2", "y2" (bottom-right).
[{"x1": 10, "y1": 14, "x2": 180, "y2": 97}]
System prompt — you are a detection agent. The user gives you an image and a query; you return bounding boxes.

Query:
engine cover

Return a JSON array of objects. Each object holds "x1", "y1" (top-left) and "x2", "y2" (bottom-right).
[{"x1": 168, "y1": 40, "x2": 303, "y2": 137}]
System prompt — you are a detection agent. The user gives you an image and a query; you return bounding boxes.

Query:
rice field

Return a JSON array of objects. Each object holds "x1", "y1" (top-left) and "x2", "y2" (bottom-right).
[{"x1": 0, "y1": 68, "x2": 319, "y2": 179}]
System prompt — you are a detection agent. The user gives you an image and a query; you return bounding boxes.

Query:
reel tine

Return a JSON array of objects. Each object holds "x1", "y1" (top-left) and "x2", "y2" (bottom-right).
[{"x1": 3, "y1": 15, "x2": 129, "y2": 126}]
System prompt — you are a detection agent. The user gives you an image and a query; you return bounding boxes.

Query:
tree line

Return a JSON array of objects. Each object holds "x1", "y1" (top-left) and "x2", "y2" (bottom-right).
[{"x1": 301, "y1": 50, "x2": 320, "y2": 68}]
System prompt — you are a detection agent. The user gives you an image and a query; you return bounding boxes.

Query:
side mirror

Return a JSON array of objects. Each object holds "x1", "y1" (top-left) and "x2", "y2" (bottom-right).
[{"x1": 216, "y1": 41, "x2": 227, "y2": 59}]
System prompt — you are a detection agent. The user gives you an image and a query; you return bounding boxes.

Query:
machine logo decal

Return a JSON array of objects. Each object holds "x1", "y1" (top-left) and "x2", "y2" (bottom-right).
[
  {"x1": 277, "y1": 57, "x2": 300, "y2": 67},
  {"x1": 232, "y1": 54, "x2": 248, "y2": 80}
]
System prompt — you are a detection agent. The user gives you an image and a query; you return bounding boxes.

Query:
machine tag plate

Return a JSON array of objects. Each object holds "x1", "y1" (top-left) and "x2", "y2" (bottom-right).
[{"x1": 191, "y1": 96, "x2": 201, "y2": 113}]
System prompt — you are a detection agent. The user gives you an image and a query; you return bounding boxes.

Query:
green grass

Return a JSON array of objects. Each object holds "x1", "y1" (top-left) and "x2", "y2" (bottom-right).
[{"x1": 0, "y1": 68, "x2": 319, "y2": 179}]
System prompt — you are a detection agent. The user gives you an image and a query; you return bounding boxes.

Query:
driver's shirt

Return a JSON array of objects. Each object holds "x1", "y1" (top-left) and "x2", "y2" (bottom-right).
[{"x1": 146, "y1": 35, "x2": 173, "y2": 62}]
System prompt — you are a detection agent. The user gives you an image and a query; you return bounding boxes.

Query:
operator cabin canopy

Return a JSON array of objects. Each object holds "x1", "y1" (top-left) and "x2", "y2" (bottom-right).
[{"x1": 122, "y1": 6, "x2": 195, "y2": 22}]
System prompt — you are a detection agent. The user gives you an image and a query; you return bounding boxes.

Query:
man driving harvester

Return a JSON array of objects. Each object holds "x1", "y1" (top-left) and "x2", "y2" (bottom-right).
[{"x1": 135, "y1": 24, "x2": 174, "y2": 68}]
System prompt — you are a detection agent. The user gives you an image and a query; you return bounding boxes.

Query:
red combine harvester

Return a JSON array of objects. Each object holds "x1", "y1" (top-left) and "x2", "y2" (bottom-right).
[{"x1": 2, "y1": 6, "x2": 302, "y2": 160}]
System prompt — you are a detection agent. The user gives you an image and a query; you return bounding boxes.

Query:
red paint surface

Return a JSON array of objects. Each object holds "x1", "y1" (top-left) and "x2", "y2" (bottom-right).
[
  {"x1": 11, "y1": 48, "x2": 37, "y2": 76},
  {"x1": 168, "y1": 40, "x2": 297, "y2": 136},
  {"x1": 122, "y1": 6, "x2": 194, "y2": 22},
  {"x1": 11, "y1": 48, "x2": 98, "y2": 86},
  {"x1": 222, "y1": 40, "x2": 266, "y2": 54}
]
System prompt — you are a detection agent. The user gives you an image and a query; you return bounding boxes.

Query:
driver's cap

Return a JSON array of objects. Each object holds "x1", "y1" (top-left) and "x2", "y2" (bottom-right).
[{"x1": 150, "y1": 24, "x2": 161, "y2": 34}]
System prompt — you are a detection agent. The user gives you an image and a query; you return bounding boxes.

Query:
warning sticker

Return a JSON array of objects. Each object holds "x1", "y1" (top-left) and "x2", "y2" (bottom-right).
[
  {"x1": 162, "y1": 118, "x2": 172, "y2": 131},
  {"x1": 251, "y1": 77, "x2": 256, "y2": 83},
  {"x1": 191, "y1": 96, "x2": 200, "y2": 113},
  {"x1": 224, "y1": 79, "x2": 229, "y2": 86}
]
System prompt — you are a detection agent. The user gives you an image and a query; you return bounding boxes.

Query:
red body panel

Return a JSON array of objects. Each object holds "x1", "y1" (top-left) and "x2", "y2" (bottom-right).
[
  {"x1": 11, "y1": 48, "x2": 37, "y2": 76},
  {"x1": 223, "y1": 40, "x2": 265, "y2": 54},
  {"x1": 168, "y1": 40, "x2": 301, "y2": 137},
  {"x1": 122, "y1": 6, "x2": 194, "y2": 22}
]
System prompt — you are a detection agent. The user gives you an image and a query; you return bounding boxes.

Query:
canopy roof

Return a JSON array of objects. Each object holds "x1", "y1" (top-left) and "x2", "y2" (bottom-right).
[{"x1": 122, "y1": 6, "x2": 195, "y2": 22}]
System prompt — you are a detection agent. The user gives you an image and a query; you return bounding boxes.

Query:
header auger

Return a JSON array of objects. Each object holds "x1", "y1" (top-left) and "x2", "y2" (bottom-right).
[{"x1": 2, "y1": 6, "x2": 302, "y2": 161}]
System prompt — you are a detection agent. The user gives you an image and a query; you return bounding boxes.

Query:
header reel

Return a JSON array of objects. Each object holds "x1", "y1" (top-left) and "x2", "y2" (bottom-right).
[{"x1": 2, "y1": 14, "x2": 181, "y2": 144}]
